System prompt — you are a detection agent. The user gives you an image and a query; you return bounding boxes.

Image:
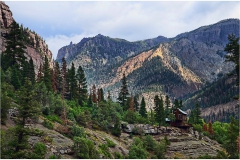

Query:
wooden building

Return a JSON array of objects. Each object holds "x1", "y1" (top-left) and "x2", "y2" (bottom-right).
[{"x1": 167, "y1": 108, "x2": 192, "y2": 131}]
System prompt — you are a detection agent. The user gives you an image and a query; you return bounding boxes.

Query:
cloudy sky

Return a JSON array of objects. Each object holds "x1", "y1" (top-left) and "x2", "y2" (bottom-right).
[{"x1": 5, "y1": 1, "x2": 240, "y2": 59}]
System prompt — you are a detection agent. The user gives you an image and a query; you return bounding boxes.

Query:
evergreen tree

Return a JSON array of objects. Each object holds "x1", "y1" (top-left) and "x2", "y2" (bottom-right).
[
  {"x1": 154, "y1": 95, "x2": 165, "y2": 127},
  {"x1": 97, "y1": 88, "x2": 101, "y2": 102},
  {"x1": 128, "y1": 95, "x2": 135, "y2": 112},
  {"x1": 76, "y1": 65, "x2": 88, "y2": 106},
  {"x1": 1, "y1": 21, "x2": 27, "y2": 71},
  {"x1": 61, "y1": 57, "x2": 68, "y2": 99},
  {"x1": 117, "y1": 73, "x2": 129, "y2": 110},
  {"x1": 68, "y1": 62, "x2": 77, "y2": 100},
  {"x1": 87, "y1": 92, "x2": 93, "y2": 108},
  {"x1": 91, "y1": 85, "x2": 97, "y2": 103},
  {"x1": 224, "y1": 116, "x2": 239, "y2": 158},
  {"x1": 11, "y1": 66, "x2": 21, "y2": 90},
  {"x1": 224, "y1": 34, "x2": 239, "y2": 85},
  {"x1": 134, "y1": 94, "x2": 139, "y2": 111},
  {"x1": 51, "y1": 69, "x2": 57, "y2": 92},
  {"x1": 107, "y1": 90, "x2": 111, "y2": 101},
  {"x1": 12, "y1": 79, "x2": 41, "y2": 158},
  {"x1": 37, "y1": 64, "x2": 43, "y2": 83},
  {"x1": 173, "y1": 99, "x2": 179, "y2": 109},
  {"x1": 28, "y1": 58, "x2": 35, "y2": 84},
  {"x1": 43, "y1": 55, "x2": 52, "y2": 91},
  {"x1": 139, "y1": 96, "x2": 147, "y2": 118},
  {"x1": 100, "y1": 88, "x2": 105, "y2": 102},
  {"x1": 194, "y1": 103, "x2": 202, "y2": 124},
  {"x1": 53, "y1": 61, "x2": 62, "y2": 93}
]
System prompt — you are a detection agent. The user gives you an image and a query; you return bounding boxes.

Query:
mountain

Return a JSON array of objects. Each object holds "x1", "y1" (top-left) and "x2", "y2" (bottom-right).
[
  {"x1": 0, "y1": 1, "x2": 53, "y2": 73},
  {"x1": 56, "y1": 18, "x2": 239, "y2": 108}
]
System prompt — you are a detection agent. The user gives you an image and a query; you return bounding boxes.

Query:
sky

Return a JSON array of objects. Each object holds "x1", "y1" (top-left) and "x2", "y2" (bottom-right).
[{"x1": 5, "y1": 1, "x2": 240, "y2": 59}]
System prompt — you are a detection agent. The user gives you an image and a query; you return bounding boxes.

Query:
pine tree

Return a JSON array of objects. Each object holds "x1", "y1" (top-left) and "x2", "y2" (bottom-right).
[
  {"x1": 128, "y1": 95, "x2": 135, "y2": 112},
  {"x1": 54, "y1": 61, "x2": 62, "y2": 93},
  {"x1": 224, "y1": 116, "x2": 239, "y2": 158},
  {"x1": 43, "y1": 55, "x2": 52, "y2": 91},
  {"x1": 68, "y1": 62, "x2": 77, "y2": 100},
  {"x1": 134, "y1": 94, "x2": 139, "y2": 111},
  {"x1": 92, "y1": 85, "x2": 97, "y2": 103},
  {"x1": 1, "y1": 21, "x2": 27, "y2": 71},
  {"x1": 203, "y1": 123, "x2": 208, "y2": 132},
  {"x1": 154, "y1": 95, "x2": 165, "y2": 127},
  {"x1": 61, "y1": 57, "x2": 68, "y2": 99},
  {"x1": 76, "y1": 65, "x2": 88, "y2": 106},
  {"x1": 28, "y1": 58, "x2": 35, "y2": 84},
  {"x1": 224, "y1": 34, "x2": 239, "y2": 85},
  {"x1": 208, "y1": 122, "x2": 214, "y2": 135},
  {"x1": 13, "y1": 78, "x2": 41, "y2": 158},
  {"x1": 107, "y1": 90, "x2": 111, "y2": 101},
  {"x1": 194, "y1": 103, "x2": 202, "y2": 124},
  {"x1": 117, "y1": 73, "x2": 129, "y2": 110},
  {"x1": 37, "y1": 64, "x2": 43, "y2": 83},
  {"x1": 11, "y1": 66, "x2": 21, "y2": 90},
  {"x1": 51, "y1": 69, "x2": 57, "y2": 92},
  {"x1": 173, "y1": 99, "x2": 179, "y2": 109},
  {"x1": 139, "y1": 96, "x2": 147, "y2": 118},
  {"x1": 97, "y1": 88, "x2": 101, "y2": 102},
  {"x1": 100, "y1": 88, "x2": 105, "y2": 102}
]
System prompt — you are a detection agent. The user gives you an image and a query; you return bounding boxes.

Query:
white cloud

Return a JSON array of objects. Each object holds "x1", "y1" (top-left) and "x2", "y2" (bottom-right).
[{"x1": 5, "y1": 1, "x2": 240, "y2": 59}]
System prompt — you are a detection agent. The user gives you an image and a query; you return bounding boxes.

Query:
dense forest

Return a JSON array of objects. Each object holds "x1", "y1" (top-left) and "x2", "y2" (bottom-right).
[{"x1": 1, "y1": 21, "x2": 239, "y2": 159}]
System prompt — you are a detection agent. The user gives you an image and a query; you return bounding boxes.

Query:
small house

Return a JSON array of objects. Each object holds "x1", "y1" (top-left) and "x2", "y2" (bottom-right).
[{"x1": 167, "y1": 108, "x2": 192, "y2": 131}]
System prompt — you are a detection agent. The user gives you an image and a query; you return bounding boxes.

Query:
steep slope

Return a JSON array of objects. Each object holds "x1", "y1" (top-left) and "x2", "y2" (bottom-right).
[
  {"x1": 0, "y1": 1, "x2": 53, "y2": 72},
  {"x1": 56, "y1": 19, "x2": 239, "y2": 106}
]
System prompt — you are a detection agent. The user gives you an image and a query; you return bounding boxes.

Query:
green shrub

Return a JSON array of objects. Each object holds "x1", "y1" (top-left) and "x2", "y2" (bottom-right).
[
  {"x1": 49, "y1": 155, "x2": 57, "y2": 159},
  {"x1": 33, "y1": 142, "x2": 47, "y2": 158},
  {"x1": 43, "y1": 119, "x2": 54, "y2": 129},
  {"x1": 46, "y1": 115, "x2": 62, "y2": 124},
  {"x1": 113, "y1": 152, "x2": 124, "y2": 159},
  {"x1": 197, "y1": 154, "x2": 213, "y2": 159},
  {"x1": 105, "y1": 138, "x2": 116, "y2": 148},
  {"x1": 73, "y1": 137, "x2": 99, "y2": 159},
  {"x1": 71, "y1": 125, "x2": 85, "y2": 138},
  {"x1": 143, "y1": 135, "x2": 156, "y2": 151},
  {"x1": 153, "y1": 141, "x2": 166, "y2": 159},
  {"x1": 164, "y1": 135, "x2": 170, "y2": 145},
  {"x1": 193, "y1": 124, "x2": 203, "y2": 132},
  {"x1": 99, "y1": 144, "x2": 112, "y2": 158},
  {"x1": 128, "y1": 144, "x2": 148, "y2": 159}
]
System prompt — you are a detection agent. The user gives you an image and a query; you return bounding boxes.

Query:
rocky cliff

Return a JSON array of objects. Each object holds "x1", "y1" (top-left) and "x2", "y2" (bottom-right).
[{"x1": 0, "y1": 1, "x2": 53, "y2": 73}]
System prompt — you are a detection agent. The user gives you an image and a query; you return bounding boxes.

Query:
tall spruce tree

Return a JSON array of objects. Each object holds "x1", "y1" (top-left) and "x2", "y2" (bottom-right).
[
  {"x1": 61, "y1": 57, "x2": 68, "y2": 99},
  {"x1": 154, "y1": 95, "x2": 165, "y2": 127},
  {"x1": 117, "y1": 73, "x2": 129, "y2": 110},
  {"x1": 54, "y1": 61, "x2": 62, "y2": 93},
  {"x1": 28, "y1": 58, "x2": 35, "y2": 84},
  {"x1": 12, "y1": 79, "x2": 41, "y2": 158},
  {"x1": 43, "y1": 55, "x2": 52, "y2": 91},
  {"x1": 1, "y1": 21, "x2": 27, "y2": 72},
  {"x1": 224, "y1": 34, "x2": 239, "y2": 85},
  {"x1": 139, "y1": 96, "x2": 147, "y2": 118},
  {"x1": 68, "y1": 62, "x2": 77, "y2": 100},
  {"x1": 76, "y1": 65, "x2": 88, "y2": 106}
]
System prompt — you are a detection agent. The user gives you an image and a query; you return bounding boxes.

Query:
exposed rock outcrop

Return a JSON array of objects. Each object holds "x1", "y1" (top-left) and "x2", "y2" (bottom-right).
[{"x1": 0, "y1": 1, "x2": 53, "y2": 73}]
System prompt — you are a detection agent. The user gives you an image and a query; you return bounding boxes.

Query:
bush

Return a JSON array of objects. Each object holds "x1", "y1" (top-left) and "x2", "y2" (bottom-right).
[
  {"x1": 71, "y1": 125, "x2": 85, "y2": 138},
  {"x1": 33, "y1": 142, "x2": 47, "y2": 158},
  {"x1": 143, "y1": 135, "x2": 156, "y2": 151},
  {"x1": 164, "y1": 135, "x2": 170, "y2": 145},
  {"x1": 46, "y1": 114, "x2": 62, "y2": 124},
  {"x1": 99, "y1": 144, "x2": 112, "y2": 158},
  {"x1": 43, "y1": 119, "x2": 54, "y2": 129},
  {"x1": 113, "y1": 152, "x2": 124, "y2": 159},
  {"x1": 73, "y1": 137, "x2": 100, "y2": 159},
  {"x1": 43, "y1": 136, "x2": 53, "y2": 143},
  {"x1": 193, "y1": 124, "x2": 203, "y2": 132},
  {"x1": 49, "y1": 155, "x2": 57, "y2": 159},
  {"x1": 153, "y1": 140, "x2": 166, "y2": 159},
  {"x1": 197, "y1": 153, "x2": 213, "y2": 159},
  {"x1": 132, "y1": 125, "x2": 145, "y2": 135},
  {"x1": 105, "y1": 138, "x2": 116, "y2": 148},
  {"x1": 128, "y1": 144, "x2": 148, "y2": 159}
]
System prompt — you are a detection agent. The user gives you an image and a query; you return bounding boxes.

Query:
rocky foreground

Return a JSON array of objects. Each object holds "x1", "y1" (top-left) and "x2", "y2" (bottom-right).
[{"x1": 2, "y1": 112, "x2": 223, "y2": 159}]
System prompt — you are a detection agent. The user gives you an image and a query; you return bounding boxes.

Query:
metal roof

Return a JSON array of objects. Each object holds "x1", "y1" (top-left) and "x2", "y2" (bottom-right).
[
  {"x1": 178, "y1": 108, "x2": 187, "y2": 115},
  {"x1": 165, "y1": 118, "x2": 170, "y2": 121}
]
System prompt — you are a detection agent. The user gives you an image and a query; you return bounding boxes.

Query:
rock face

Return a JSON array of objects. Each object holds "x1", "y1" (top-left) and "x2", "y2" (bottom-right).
[
  {"x1": 0, "y1": 1, "x2": 53, "y2": 73},
  {"x1": 0, "y1": 1, "x2": 13, "y2": 29}
]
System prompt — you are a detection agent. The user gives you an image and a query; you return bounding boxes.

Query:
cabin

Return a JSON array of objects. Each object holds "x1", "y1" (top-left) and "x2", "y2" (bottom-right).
[{"x1": 166, "y1": 108, "x2": 192, "y2": 132}]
